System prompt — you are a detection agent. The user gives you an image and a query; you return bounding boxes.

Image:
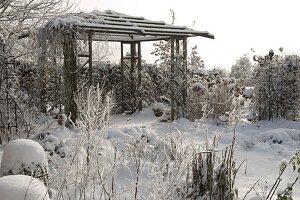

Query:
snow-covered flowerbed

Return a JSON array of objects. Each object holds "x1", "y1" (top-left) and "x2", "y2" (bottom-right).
[
  {"x1": 107, "y1": 111, "x2": 300, "y2": 199},
  {"x1": 0, "y1": 111, "x2": 300, "y2": 199}
]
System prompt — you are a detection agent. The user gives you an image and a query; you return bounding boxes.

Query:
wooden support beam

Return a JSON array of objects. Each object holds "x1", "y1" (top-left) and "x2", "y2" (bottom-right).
[
  {"x1": 78, "y1": 53, "x2": 89, "y2": 57},
  {"x1": 63, "y1": 30, "x2": 78, "y2": 123},
  {"x1": 182, "y1": 37, "x2": 188, "y2": 117},
  {"x1": 137, "y1": 42, "x2": 142, "y2": 111},
  {"x1": 130, "y1": 42, "x2": 136, "y2": 113},
  {"x1": 175, "y1": 39, "x2": 180, "y2": 117},
  {"x1": 88, "y1": 32, "x2": 93, "y2": 87},
  {"x1": 170, "y1": 37, "x2": 175, "y2": 121},
  {"x1": 120, "y1": 42, "x2": 125, "y2": 113},
  {"x1": 79, "y1": 60, "x2": 89, "y2": 70}
]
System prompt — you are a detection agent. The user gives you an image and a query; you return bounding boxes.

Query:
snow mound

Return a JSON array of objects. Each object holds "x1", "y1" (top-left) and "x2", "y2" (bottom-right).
[
  {"x1": 63, "y1": 136, "x2": 115, "y2": 164},
  {"x1": 30, "y1": 128, "x2": 75, "y2": 157},
  {"x1": 0, "y1": 139, "x2": 48, "y2": 176},
  {"x1": 89, "y1": 137, "x2": 115, "y2": 164},
  {"x1": 108, "y1": 126, "x2": 173, "y2": 160},
  {"x1": 259, "y1": 128, "x2": 300, "y2": 144},
  {"x1": 236, "y1": 134, "x2": 255, "y2": 150},
  {"x1": 0, "y1": 175, "x2": 50, "y2": 200}
]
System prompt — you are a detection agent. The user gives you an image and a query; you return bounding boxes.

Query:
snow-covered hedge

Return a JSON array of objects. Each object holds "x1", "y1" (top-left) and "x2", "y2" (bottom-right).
[
  {"x1": 0, "y1": 175, "x2": 50, "y2": 200},
  {"x1": 0, "y1": 139, "x2": 48, "y2": 178},
  {"x1": 252, "y1": 52, "x2": 300, "y2": 120}
]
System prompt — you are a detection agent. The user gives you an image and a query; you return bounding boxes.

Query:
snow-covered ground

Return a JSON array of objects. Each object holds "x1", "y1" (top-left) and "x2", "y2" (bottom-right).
[
  {"x1": 0, "y1": 110, "x2": 299, "y2": 199},
  {"x1": 108, "y1": 110, "x2": 300, "y2": 199}
]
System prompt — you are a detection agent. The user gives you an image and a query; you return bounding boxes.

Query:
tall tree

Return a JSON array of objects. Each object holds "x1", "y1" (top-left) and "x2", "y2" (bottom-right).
[
  {"x1": 230, "y1": 54, "x2": 253, "y2": 86},
  {"x1": 0, "y1": 0, "x2": 73, "y2": 60},
  {"x1": 188, "y1": 45, "x2": 204, "y2": 72}
]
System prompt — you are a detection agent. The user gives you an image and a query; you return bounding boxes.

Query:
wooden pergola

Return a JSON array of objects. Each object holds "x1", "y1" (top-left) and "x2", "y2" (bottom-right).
[{"x1": 40, "y1": 10, "x2": 214, "y2": 122}]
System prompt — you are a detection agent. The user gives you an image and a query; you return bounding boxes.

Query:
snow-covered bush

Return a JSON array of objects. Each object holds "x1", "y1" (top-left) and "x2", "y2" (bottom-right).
[
  {"x1": 252, "y1": 49, "x2": 300, "y2": 120},
  {"x1": 30, "y1": 127, "x2": 74, "y2": 157},
  {"x1": 111, "y1": 124, "x2": 241, "y2": 200},
  {"x1": 187, "y1": 68, "x2": 244, "y2": 122},
  {"x1": 0, "y1": 175, "x2": 50, "y2": 200},
  {"x1": 258, "y1": 128, "x2": 300, "y2": 144},
  {"x1": 0, "y1": 139, "x2": 48, "y2": 182},
  {"x1": 243, "y1": 87, "x2": 254, "y2": 99},
  {"x1": 46, "y1": 85, "x2": 116, "y2": 199},
  {"x1": 230, "y1": 54, "x2": 253, "y2": 86},
  {"x1": 151, "y1": 102, "x2": 170, "y2": 121},
  {"x1": 119, "y1": 129, "x2": 194, "y2": 200},
  {"x1": 182, "y1": 133, "x2": 239, "y2": 200}
]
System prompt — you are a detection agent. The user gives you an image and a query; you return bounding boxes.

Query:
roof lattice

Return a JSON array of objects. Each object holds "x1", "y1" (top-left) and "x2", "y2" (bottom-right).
[{"x1": 45, "y1": 10, "x2": 214, "y2": 42}]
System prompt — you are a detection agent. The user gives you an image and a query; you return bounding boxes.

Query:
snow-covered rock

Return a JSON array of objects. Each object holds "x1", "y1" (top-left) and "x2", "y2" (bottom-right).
[
  {"x1": 0, "y1": 175, "x2": 50, "y2": 200},
  {"x1": 0, "y1": 139, "x2": 48, "y2": 176}
]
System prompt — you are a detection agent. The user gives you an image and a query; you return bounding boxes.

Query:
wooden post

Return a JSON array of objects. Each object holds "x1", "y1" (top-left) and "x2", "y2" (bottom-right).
[
  {"x1": 175, "y1": 39, "x2": 180, "y2": 117},
  {"x1": 130, "y1": 42, "x2": 136, "y2": 113},
  {"x1": 137, "y1": 42, "x2": 142, "y2": 111},
  {"x1": 170, "y1": 37, "x2": 175, "y2": 121},
  {"x1": 63, "y1": 30, "x2": 78, "y2": 123},
  {"x1": 88, "y1": 32, "x2": 93, "y2": 87},
  {"x1": 182, "y1": 37, "x2": 188, "y2": 117},
  {"x1": 120, "y1": 42, "x2": 125, "y2": 113}
]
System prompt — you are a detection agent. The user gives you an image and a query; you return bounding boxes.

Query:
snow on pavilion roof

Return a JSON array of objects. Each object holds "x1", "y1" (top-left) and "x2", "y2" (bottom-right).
[{"x1": 44, "y1": 10, "x2": 214, "y2": 42}]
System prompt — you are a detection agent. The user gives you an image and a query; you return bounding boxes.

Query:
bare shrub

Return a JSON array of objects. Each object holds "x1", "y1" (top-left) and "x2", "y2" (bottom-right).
[{"x1": 48, "y1": 86, "x2": 117, "y2": 200}]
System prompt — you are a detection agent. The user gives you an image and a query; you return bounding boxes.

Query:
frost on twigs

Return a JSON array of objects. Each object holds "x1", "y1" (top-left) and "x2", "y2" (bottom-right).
[
  {"x1": 0, "y1": 139, "x2": 48, "y2": 183},
  {"x1": 0, "y1": 175, "x2": 50, "y2": 200},
  {"x1": 45, "y1": 86, "x2": 116, "y2": 199},
  {"x1": 75, "y1": 85, "x2": 113, "y2": 138}
]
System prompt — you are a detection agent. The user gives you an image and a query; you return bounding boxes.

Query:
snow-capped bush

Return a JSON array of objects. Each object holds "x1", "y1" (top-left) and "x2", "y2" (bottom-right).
[
  {"x1": 0, "y1": 139, "x2": 48, "y2": 179},
  {"x1": 259, "y1": 129, "x2": 300, "y2": 144},
  {"x1": 30, "y1": 127, "x2": 75, "y2": 157},
  {"x1": 187, "y1": 68, "x2": 244, "y2": 121},
  {"x1": 252, "y1": 51, "x2": 300, "y2": 120},
  {"x1": 0, "y1": 175, "x2": 50, "y2": 200},
  {"x1": 243, "y1": 87, "x2": 254, "y2": 99},
  {"x1": 44, "y1": 85, "x2": 116, "y2": 199},
  {"x1": 246, "y1": 112, "x2": 257, "y2": 121},
  {"x1": 151, "y1": 102, "x2": 169, "y2": 118}
]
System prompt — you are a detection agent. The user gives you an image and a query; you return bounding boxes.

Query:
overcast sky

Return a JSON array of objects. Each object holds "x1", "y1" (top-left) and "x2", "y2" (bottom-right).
[{"x1": 75, "y1": 0, "x2": 300, "y2": 69}]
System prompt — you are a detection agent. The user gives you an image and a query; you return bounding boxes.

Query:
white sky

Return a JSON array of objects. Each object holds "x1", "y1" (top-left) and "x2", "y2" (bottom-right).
[{"x1": 75, "y1": 0, "x2": 300, "y2": 69}]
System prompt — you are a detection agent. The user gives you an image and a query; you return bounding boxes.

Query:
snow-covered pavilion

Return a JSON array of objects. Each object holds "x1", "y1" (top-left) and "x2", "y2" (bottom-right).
[{"x1": 39, "y1": 10, "x2": 214, "y2": 121}]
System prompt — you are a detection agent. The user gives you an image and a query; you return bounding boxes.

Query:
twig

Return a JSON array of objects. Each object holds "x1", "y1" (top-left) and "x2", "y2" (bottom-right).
[{"x1": 242, "y1": 179, "x2": 260, "y2": 200}]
